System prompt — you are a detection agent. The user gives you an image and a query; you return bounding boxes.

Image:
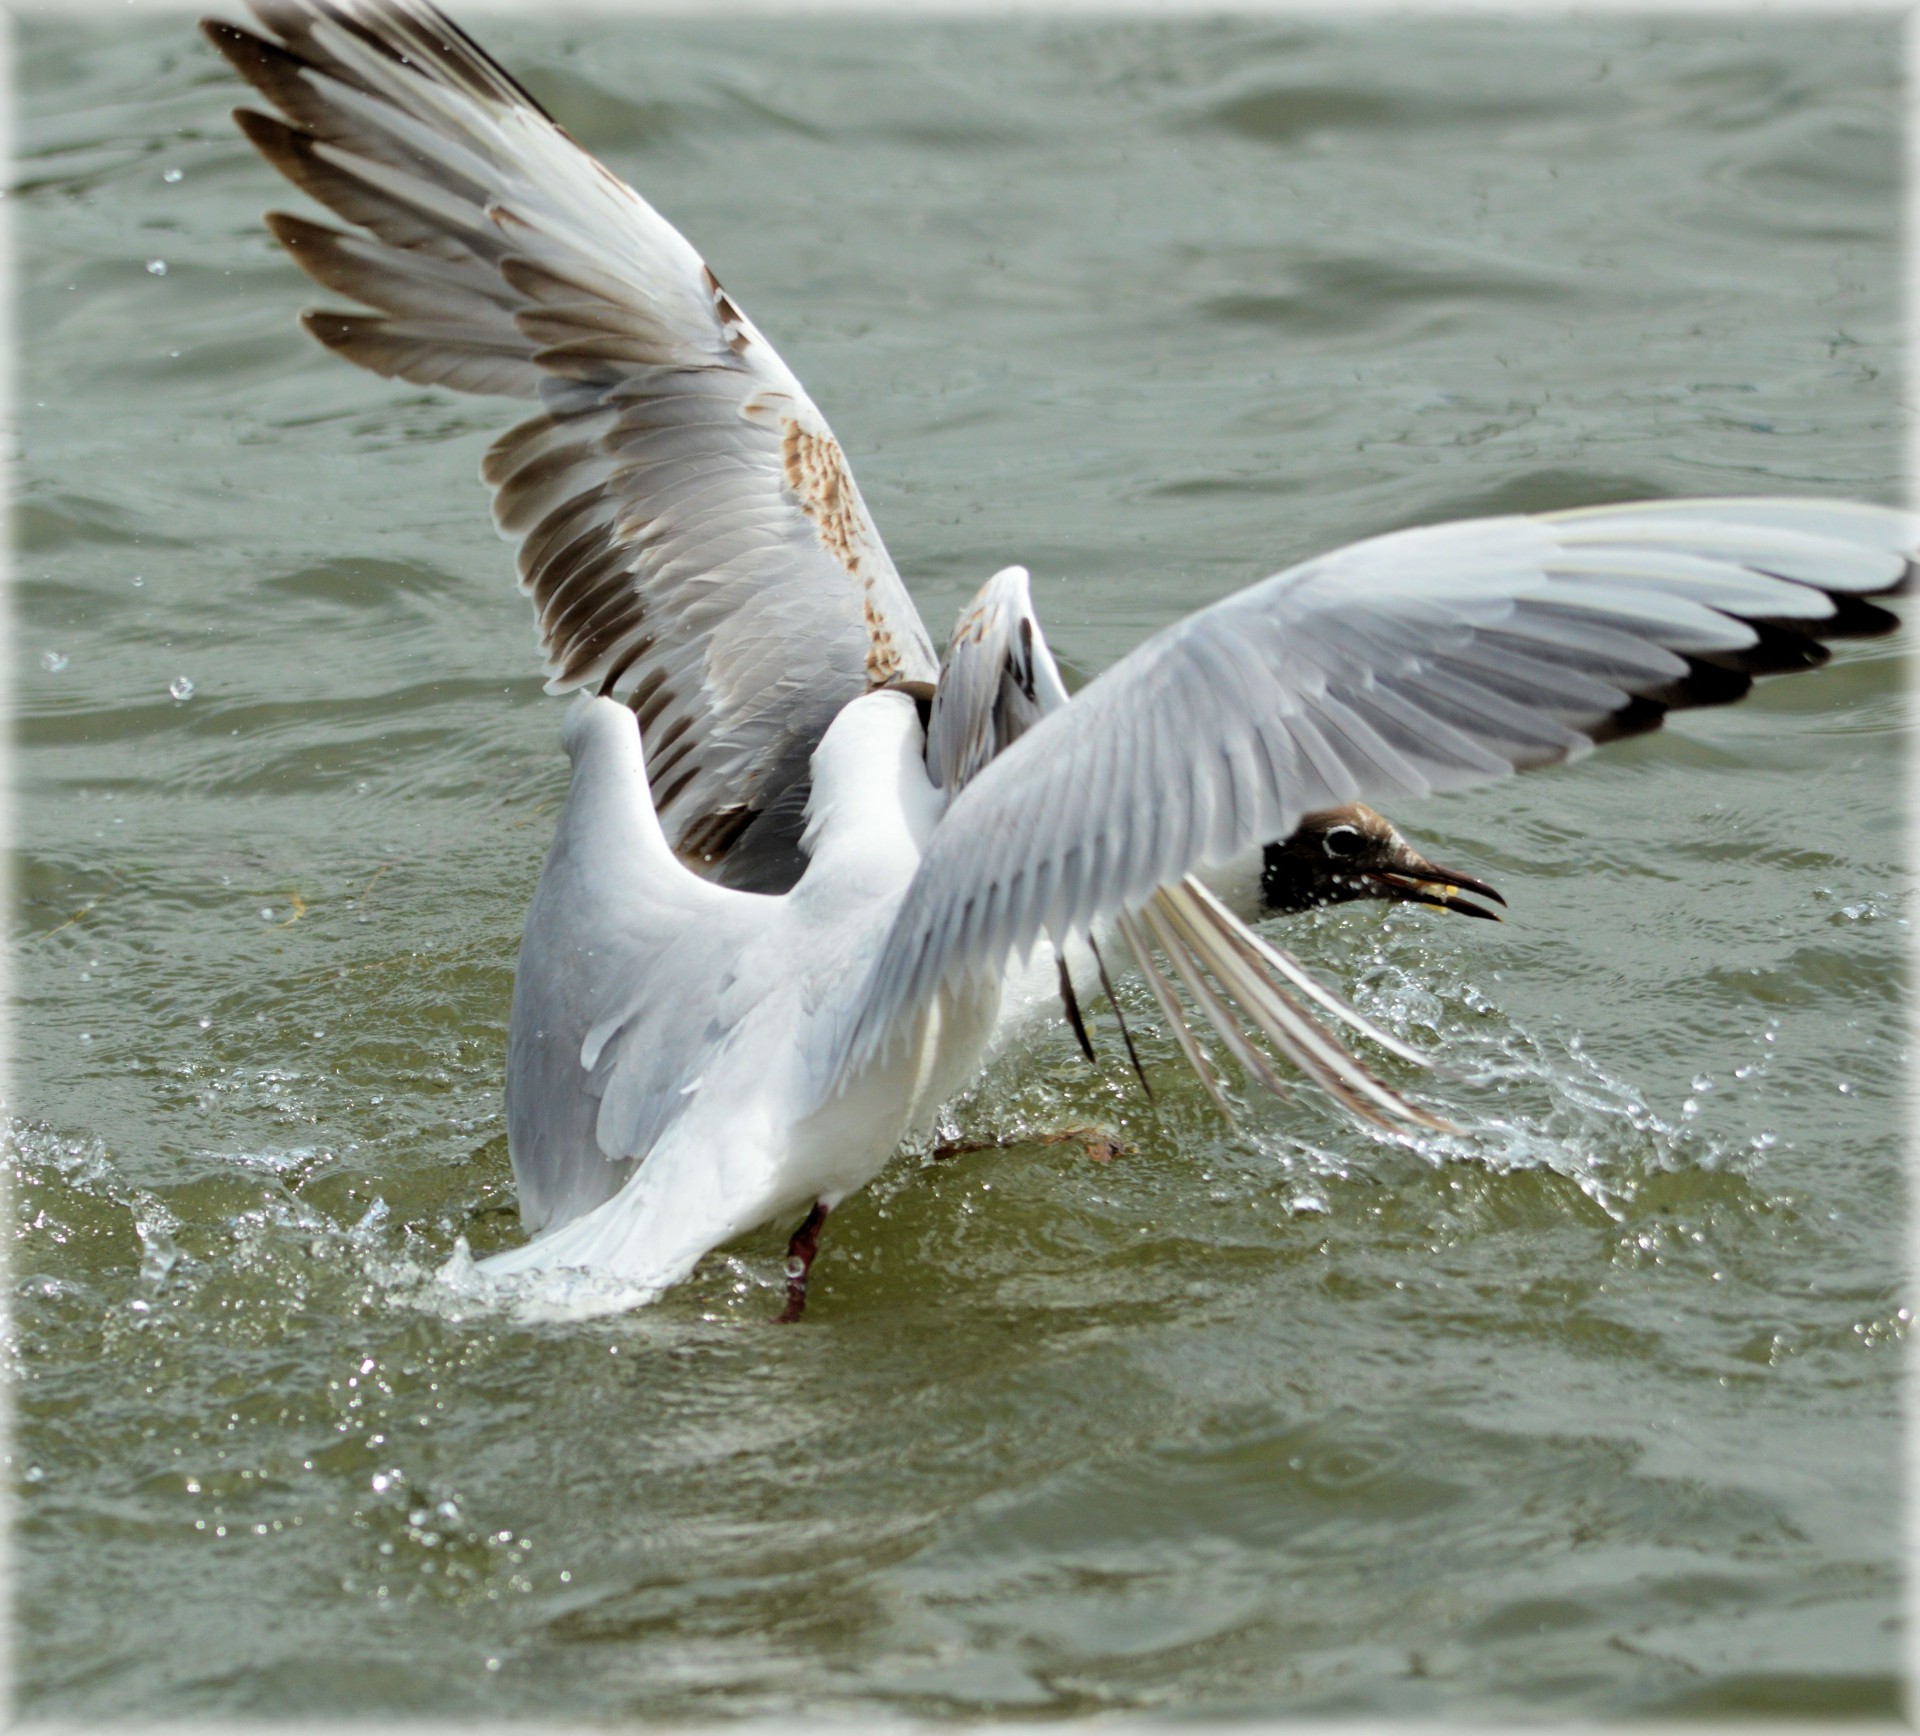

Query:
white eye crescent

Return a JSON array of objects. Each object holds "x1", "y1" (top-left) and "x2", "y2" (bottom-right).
[{"x1": 1321, "y1": 825, "x2": 1363, "y2": 859}]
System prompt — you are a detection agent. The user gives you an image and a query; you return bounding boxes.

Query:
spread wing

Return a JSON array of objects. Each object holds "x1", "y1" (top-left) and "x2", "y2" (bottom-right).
[
  {"x1": 833, "y1": 498, "x2": 1914, "y2": 1108},
  {"x1": 923, "y1": 564, "x2": 1448, "y2": 1127},
  {"x1": 206, "y1": 0, "x2": 938, "y2": 891},
  {"x1": 504, "y1": 698, "x2": 769, "y2": 1235}
]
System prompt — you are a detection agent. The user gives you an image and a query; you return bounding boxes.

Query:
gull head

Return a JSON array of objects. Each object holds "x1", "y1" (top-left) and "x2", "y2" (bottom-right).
[{"x1": 1259, "y1": 804, "x2": 1505, "y2": 921}]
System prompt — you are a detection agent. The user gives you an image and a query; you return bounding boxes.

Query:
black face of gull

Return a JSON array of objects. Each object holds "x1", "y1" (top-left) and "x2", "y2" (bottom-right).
[{"x1": 1259, "y1": 804, "x2": 1506, "y2": 921}]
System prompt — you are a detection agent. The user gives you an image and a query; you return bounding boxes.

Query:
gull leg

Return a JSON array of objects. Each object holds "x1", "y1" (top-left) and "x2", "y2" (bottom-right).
[{"x1": 775, "y1": 1201, "x2": 830, "y2": 1324}]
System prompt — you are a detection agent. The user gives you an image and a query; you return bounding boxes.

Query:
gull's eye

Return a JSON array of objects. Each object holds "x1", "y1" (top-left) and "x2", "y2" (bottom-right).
[{"x1": 1321, "y1": 825, "x2": 1363, "y2": 859}]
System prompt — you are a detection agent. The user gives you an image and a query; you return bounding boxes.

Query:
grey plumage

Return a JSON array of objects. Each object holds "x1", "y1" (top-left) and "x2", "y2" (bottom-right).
[
  {"x1": 208, "y1": 0, "x2": 938, "y2": 895},
  {"x1": 838, "y1": 500, "x2": 1912, "y2": 1078}
]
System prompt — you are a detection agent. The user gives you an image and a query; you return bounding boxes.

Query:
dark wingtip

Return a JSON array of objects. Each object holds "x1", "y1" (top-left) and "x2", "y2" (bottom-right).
[
  {"x1": 1814, "y1": 591, "x2": 1905, "y2": 640},
  {"x1": 1056, "y1": 953, "x2": 1097, "y2": 1066},
  {"x1": 299, "y1": 305, "x2": 370, "y2": 349},
  {"x1": 1588, "y1": 691, "x2": 1670, "y2": 747},
  {"x1": 263, "y1": 208, "x2": 325, "y2": 249},
  {"x1": 231, "y1": 103, "x2": 304, "y2": 162},
  {"x1": 1088, "y1": 933, "x2": 1153, "y2": 1102},
  {"x1": 201, "y1": 16, "x2": 276, "y2": 78}
]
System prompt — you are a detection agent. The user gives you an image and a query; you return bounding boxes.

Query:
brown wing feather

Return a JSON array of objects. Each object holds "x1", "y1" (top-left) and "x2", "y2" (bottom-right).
[{"x1": 207, "y1": 1, "x2": 939, "y2": 891}]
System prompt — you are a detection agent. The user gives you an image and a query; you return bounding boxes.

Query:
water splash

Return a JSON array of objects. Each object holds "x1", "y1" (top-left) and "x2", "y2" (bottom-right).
[
  {"x1": 134, "y1": 1197, "x2": 181, "y2": 1284},
  {"x1": 422, "y1": 1235, "x2": 660, "y2": 1325}
]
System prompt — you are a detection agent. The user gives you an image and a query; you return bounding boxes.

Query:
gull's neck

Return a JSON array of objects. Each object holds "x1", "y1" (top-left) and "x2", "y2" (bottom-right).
[{"x1": 795, "y1": 690, "x2": 943, "y2": 901}]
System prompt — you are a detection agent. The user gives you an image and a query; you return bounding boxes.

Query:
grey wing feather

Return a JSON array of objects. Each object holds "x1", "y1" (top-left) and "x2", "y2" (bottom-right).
[
  {"x1": 208, "y1": 0, "x2": 938, "y2": 892},
  {"x1": 838, "y1": 498, "x2": 1913, "y2": 1078},
  {"x1": 506, "y1": 699, "x2": 764, "y2": 1234},
  {"x1": 926, "y1": 565, "x2": 1073, "y2": 791}
]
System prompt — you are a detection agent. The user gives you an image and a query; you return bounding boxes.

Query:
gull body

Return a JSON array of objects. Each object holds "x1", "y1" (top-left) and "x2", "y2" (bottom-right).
[
  {"x1": 486, "y1": 690, "x2": 995, "y2": 1301},
  {"x1": 207, "y1": 0, "x2": 1911, "y2": 1316}
]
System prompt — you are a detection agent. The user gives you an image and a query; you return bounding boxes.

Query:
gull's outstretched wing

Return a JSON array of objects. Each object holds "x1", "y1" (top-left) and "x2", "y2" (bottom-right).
[
  {"x1": 206, "y1": 0, "x2": 938, "y2": 891},
  {"x1": 835, "y1": 498, "x2": 1913, "y2": 1111},
  {"x1": 917, "y1": 562, "x2": 1429, "y2": 1121},
  {"x1": 506, "y1": 699, "x2": 767, "y2": 1235}
]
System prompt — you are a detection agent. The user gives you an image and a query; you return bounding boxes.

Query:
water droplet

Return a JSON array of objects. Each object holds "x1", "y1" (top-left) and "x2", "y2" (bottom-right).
[
  {"x1": 1690, "y1": 1073, "x2": 1713, "y2": 1093},
  {"x1": 259, "y1": 908, "x2": 274, "y2": 922},
  {"x1": 169, "y1": 675, "x2": 194, "y2": 702},
  {"x1": 370, "y1": 1472, "x2": 392, "y2": 1494},
  {"x1": 79, "y1": 1033, "x2": 92, "y2": 1044},
  {"x1": 162, "y1": 167, "x2": 183, "y2": 184},
  {"x1": 198, "y1": 1016, "x2": 211, "y2": 1030},
  {"x1": 145, "y1": 258, "x2": 168, "y2": 277},
  {"x1": 39, "y1": 650, "x2": 67, "y2": 673},
  {"x1": 137, "y1": 1216, "x2": 179, "y2": 1283}
]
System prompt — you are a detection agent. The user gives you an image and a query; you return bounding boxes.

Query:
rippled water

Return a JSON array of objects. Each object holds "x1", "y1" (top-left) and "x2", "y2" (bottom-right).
[{"x1": 10, "y1": 7, "x2": 1908, "y2": 1721}]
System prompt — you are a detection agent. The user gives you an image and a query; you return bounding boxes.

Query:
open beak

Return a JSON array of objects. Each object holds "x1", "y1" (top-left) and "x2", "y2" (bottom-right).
[{"x1": 1369, "y1": 854, "x2": 1506, "y2": 921}]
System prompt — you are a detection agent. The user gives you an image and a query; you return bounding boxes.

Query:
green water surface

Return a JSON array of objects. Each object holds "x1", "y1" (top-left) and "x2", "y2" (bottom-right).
[{"x1": 8, "y1": 7, "x2": 1909, "y2": 1721}]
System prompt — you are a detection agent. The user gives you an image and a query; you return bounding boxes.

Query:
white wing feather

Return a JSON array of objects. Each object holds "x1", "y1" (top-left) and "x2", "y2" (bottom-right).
[
  {"x1": 836, "y1": 499, "x2": 1913, "y2": 1079},
  {"x1": 505, "y1": 699, "x2": 765, "y2": 1234}
]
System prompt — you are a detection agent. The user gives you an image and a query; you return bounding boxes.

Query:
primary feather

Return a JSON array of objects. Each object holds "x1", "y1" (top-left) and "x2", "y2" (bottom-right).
[
  {"x1": 838, "y1": 499, "x2": 1913, "y2": 1077},
  {"x1": 209, "y1": 0, "x2": 937, "y2": 892}
]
